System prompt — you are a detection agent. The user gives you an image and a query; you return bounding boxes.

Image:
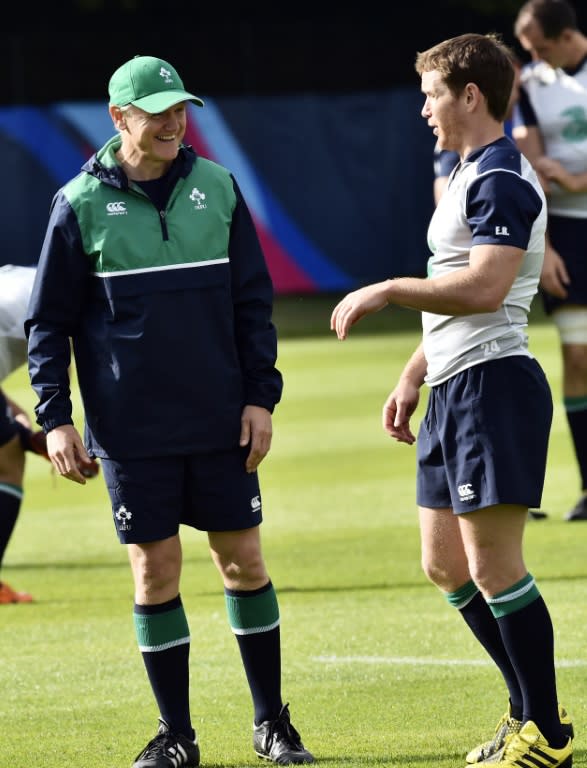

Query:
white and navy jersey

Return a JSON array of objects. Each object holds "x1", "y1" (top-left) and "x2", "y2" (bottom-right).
[
  {"x1": 0, "y1": 265, "x2": 35, "y2": 381},
  {"x1": 424, "y1": 136, "x2": 546, "y2": 387},
  {"x1": 515, "y1": 57, "x2": 587, "y2": 218}
]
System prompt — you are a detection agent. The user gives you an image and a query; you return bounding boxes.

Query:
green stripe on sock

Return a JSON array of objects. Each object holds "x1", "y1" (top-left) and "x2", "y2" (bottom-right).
[
  {"x1": 134, "y1": 605, "x2": 190, "y2": 652},
  {"x1": 486, "y1": 573, "x2": 540, "y2": 618},
  {"x1": 564, "y1": 396, "x2": 587, "y2": 413},
  {"x1": 225, "y1": 585, "x2": 280, "y2": 635},
  {"x1": 446, "y1": 580, "x2": 479, "y2": 609}
]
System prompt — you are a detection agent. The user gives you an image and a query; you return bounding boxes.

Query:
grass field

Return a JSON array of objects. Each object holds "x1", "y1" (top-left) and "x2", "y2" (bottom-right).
[{"x1": 1, "y1": 295, "x2": 586, "y2": 768}]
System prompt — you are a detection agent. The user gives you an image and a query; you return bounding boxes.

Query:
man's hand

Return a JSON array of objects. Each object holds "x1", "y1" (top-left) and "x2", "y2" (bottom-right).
[
  {"x1": 382, "y1": 379, "x2": 421, "y2": 445},
  {"x1": 330, "y1": 283, "x2": 390, "y2": 340},
  {"x1": 46, "y1": 424, "x2": 94, "y2": 485},
  {"x1": 240, "y1": 405, "x2": 273, "y2": 473},
  {"x1": 540, "y1": 242, "x2": 570, "y2": 299},
  {"x1": 535, "y1": 157, "x2": 583, "y2": 193}
]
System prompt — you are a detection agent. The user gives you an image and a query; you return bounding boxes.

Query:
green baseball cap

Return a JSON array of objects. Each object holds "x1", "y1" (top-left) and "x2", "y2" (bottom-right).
[{"x1": 108, "y1": 55, "x2": 204, "y2": 113}]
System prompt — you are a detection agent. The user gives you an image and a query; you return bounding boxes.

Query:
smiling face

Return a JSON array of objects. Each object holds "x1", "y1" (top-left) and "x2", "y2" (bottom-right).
[
  {"x1": 110, "y1": 101, "x2": 188, "y2": 179},
  {"x1": 421, "y1": 70, "x2": 466, "y2": 153}
]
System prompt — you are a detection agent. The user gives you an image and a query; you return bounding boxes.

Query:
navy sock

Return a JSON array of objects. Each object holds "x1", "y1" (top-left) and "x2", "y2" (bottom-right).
[
  {"x1": 489, "y1": 577, "x2": 565, "y2": 748},
  {"x1": 0, "y1": 485, "x2": 22, "y2": 568},
  {"x1": 460, "y1": 591, "x2": 523, "y2": 718},
  {"x1": 565, "y1": 402, "x2": 587, "y2": 491},
  {"x1": 225, "y1": 581, "x2": 282, "y2": 724},
  {"x1": 134, "y1": 595, "x2": 194, "y2": 739}
]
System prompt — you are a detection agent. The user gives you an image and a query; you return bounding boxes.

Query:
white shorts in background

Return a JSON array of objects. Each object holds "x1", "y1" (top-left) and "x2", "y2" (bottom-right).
[{"x1": 0, "y1": 265, "x2": 36, "y2": 381}]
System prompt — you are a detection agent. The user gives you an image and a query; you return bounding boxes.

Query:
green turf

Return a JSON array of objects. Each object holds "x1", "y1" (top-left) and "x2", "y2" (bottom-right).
[{"x1": 0, "y1": 296, "x2": 585, "y2": 768}]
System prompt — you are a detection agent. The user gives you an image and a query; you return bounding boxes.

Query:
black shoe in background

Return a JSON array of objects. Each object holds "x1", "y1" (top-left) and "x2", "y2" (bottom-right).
[
  {"x1": 565, "y1": 496, "x2": 587, "y2": 521},
  {"x1": 528, "y1": 509, "x2": 548, "y2": 520}
]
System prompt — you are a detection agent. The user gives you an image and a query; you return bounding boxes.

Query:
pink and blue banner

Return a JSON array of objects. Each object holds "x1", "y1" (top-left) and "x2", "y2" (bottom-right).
[{"x1": 0, "y1": 91, "x2": 433, "y2": 292}]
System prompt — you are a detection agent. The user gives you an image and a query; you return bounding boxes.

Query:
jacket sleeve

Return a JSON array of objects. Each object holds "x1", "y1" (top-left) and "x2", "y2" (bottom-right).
[
  {"x1": 228, "y1": 176, "x2": 283, "y2": 413},
  {"x1": 25, "y1": 191, "x2": 91, "y2": 432}
]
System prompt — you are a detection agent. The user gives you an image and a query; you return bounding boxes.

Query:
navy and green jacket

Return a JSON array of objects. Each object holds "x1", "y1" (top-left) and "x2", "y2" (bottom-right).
[{"x1": 26, "y1": 135, "x2": 283, "y2": 459}]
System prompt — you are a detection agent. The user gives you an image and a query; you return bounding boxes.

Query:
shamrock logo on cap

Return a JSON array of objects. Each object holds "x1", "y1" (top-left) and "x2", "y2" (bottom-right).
[{"x1": 159, "y1": 67, "x2": 173, "y2": 84}]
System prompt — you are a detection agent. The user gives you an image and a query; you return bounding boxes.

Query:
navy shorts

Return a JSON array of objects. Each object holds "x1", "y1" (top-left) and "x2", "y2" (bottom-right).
[
  {"x1": 542, "y1": 215, "x2": 587, "y2": 315},
  {"x1": 416, "y1": 356, "x2": 552, "y2": 513},
  {"x1": 0, "y1": 390, "x2": 18, "y2": 447},
  {"x1": 101, "y1": 446, "x2": 263, "y2": 544}
]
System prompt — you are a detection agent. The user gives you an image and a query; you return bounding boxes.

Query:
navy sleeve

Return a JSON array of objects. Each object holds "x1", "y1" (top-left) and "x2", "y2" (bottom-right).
[
  {"x1": 466, "y1": 171, "x2": 543, "y2": 250},
  {"x1": 25, "y1": 191, "x2": 92, "y2": 431},
  {"x1": 512, "y1": 85, "x2": 538, "y2": 128},
  {"x1": 228, "y1": 176, "x2": 283, "y2": 413}
]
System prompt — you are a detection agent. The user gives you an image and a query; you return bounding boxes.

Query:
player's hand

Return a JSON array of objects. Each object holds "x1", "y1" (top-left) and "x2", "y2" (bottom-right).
[
  {"x1": 46, "y1": 424, "x2": 93, "y2": 485},
  {"x1": 382, "y1": 380, "x2": 420, "y2": 445},
  {"x1": 330, "y1": 282, "x2": 390, "y2": 340},
  {"x1": 536, "y1": 169, "x2": 552, "y2": 195},
  {"x1": 540, "y1": 243, "x2": 569, "y2": 299},
  {"x1": 240, "y1": 405, "x2": 272, "y2": 473},
  {"x1": 535, "y1": 157, "x2": 577, "y2": 192}
]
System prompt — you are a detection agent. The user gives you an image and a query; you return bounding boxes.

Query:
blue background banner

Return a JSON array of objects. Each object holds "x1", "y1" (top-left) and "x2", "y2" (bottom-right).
[{"x1": 2, "y1": 91, "x2": 435, "y2": 293}]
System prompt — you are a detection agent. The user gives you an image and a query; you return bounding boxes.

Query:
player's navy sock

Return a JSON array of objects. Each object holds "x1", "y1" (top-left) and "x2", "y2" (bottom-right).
[
  {"x1": 0, "y1": 484, "x2": 22, "y2": 569},
  {"x1": 565, "y1": 398, "x2": 587, "y2": 491},
  {"x1": 488, "y1": 574, "x2": 566, "y2": 748},
  {"x1": 134, "y1": 595, "x2": 194, "y2": 739},
  {"x1": 448, "y1": 582, "x2": 523, "y2": 718},
  {"x1": 225, "y1": 580, "x2": 281, "y2": 725}
]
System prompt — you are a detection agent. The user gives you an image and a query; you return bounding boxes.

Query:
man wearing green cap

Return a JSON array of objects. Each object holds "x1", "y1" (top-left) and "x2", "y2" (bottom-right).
[{"x1": 25, "y1": 55, "x2": 314, "y2": 768}]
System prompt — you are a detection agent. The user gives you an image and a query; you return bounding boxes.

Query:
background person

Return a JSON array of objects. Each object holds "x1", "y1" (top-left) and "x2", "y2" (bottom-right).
[
  {"x1": 26, "y1": 54, "x2": 314, "y2": 768},
  {"x1": 0, "y1": 265, "x2": 97, "y2": 604},
  {"x1": 0, "y1": 265, "x2": 37, "y2": 604},
  {"x1": 513, "y1": 0, "x2": 587, "y2": 521},
  {"x1": 0, "y1": 385, "x2": 44, "y2": 604},
  {"x1": 331, "y1": 32, "x2": 572, "y2": 768}
]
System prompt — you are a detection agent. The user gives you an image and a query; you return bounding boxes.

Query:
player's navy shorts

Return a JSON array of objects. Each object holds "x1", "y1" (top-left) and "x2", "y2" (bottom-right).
[
  {"x1": 416, "y1": 356, "x2": 552, "y2": 514},
  {"x1": 0, "y1": 389, "x2": 18, "y2": 447},
  {"x1": 542, "y1": 215, "x2": 587, "y2": 315},
  {"x1": 101, "y1": 446, "x2": 263, "y2": 544}
]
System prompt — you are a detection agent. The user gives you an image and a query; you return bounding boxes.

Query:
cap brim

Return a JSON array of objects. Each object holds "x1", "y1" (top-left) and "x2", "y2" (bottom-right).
[{"x1": 131, "y1": 90, "x2": 204, "y2": 113}]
